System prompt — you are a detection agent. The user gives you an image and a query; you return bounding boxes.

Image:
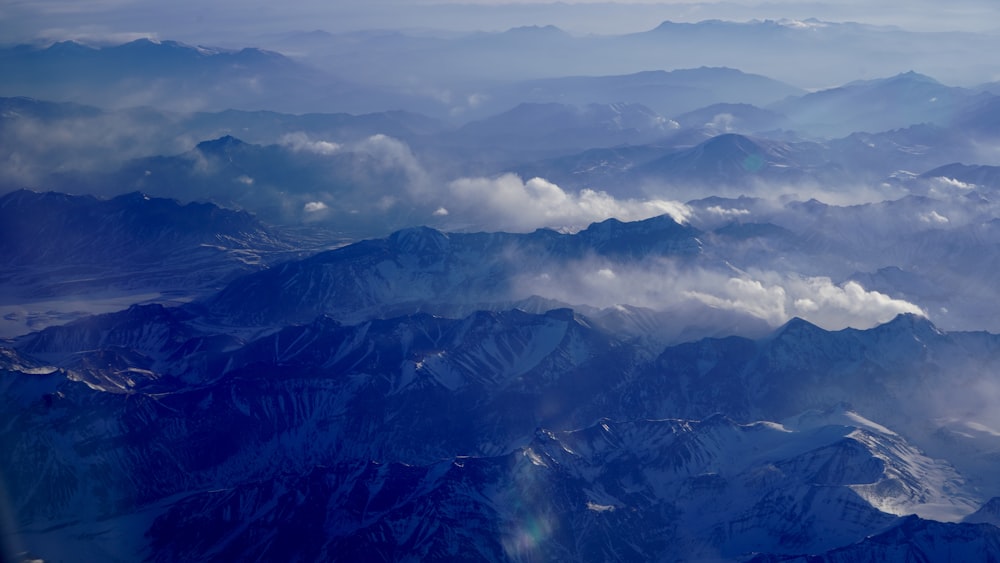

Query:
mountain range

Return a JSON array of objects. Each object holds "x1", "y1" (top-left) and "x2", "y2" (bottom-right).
[
  {"x1": 268, "y1": 19, "x2": 1000, "y2": 95},
  {"x1": 4, "y1": 22, "x2": 1000, "y2": 562},
  {"x1": 5, "y1": 287, "x2": 1000, "y2": 560},
  {"x1": 3, "y1": 99, "x2": 1000, "y2": 556}
]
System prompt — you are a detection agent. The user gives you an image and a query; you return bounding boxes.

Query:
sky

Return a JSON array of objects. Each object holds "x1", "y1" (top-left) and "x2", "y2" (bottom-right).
[{"x1": 2, "y1": 0, "x2": 998, "y2": 46}]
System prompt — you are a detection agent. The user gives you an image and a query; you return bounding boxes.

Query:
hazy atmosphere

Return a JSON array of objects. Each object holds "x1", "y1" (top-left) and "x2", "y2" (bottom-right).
[
  {"x1": 4, "y1": 1, "x2": 1000, "y2": 561},
  {"x1": 5, "y1": 0, "x2": 1000, "y2": 42}
]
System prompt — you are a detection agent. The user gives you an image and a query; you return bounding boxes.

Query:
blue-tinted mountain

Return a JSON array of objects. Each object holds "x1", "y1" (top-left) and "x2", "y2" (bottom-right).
[
  {"x1": 920, "y1": 162, "x2": 1000, "y2": 189},
  {"x1": 0, "y1": 189, "x2": 299, "y2": 299},
  {"x1": 0, "y1": 95, "x2": 102, "y2": 119},
  {"x1": 635, "y1": 133, "x2": 844, "y2": 186},
  {"x1": 6, "y1": 20, "x2": 1000, "y2": 563},
  {"x1": 481, "y1": 67, "x2": 804, "y2": 119},
  {"x1": 0, "y1": 95, "x2": 444, "y2": 144},
  {"x1": 513, "y1": 123, "x2": 983, "y2": 194},
  {"x1": 966, "y1": 497, "x2": 1000, "y2": 527},
  {"x1": 140, "y1": 415, "x2": 949, "y2": 561},
  {"x1": 448, "y1": 102, "x2": 677, "y2": 153},
  {"x1": 205, "y1": 215, "x2": 703, "y2": 325},
  {"x1": 184, "y1": 108, "x2": 446, "y2": 144},
  {"x1": 828, "y1": 123, "x2": 979, "y2": 179},
  {"x1": 672, "y1": 102, "x2": 790, "y2": 133},
  {"x1": 770, "y1": 71, "x2": 990, "y2": 137},
  {"x1": 0, "y1": 39, "x2": 408, "y2": 114},
  {"x1": 615, "y1": 314, "x2": 954, "y2": 420},
  {"x1": 847, "y1": 266, "x2": 951, "y2": 304},
  {"x1": 280, "y1": 20, "x2": 1000, "y2": 103},
  {"x1": 0, "y1": 96, "x2": 451, "y2": 199},
  {"x1": 953, "y1": 94, "x2": 1000, "y2": 139},
  {"x1": 751, "y1": 516, "x2": 1000, "y2": 562},
  {"x1": 6, "y1": 309, "x2": 1000, "y2": 561},
  {"x1": 62, "y1": 135, "x2": 434, "y2": 234},
  {"x1": 0, "y1": 189, "x2": 284, "y2": 264},
  {"x1": 511, "y1": 142, "x2": 686, "y2": 194}
]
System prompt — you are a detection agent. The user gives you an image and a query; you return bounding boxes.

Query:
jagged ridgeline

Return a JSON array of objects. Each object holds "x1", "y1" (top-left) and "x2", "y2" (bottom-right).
[
  {"x1": 5, "y1": 206, "x2": 1000, "y2": 561},
  {"x1": 4, "y1": 13, "x2": 1000, "y2": 561}
]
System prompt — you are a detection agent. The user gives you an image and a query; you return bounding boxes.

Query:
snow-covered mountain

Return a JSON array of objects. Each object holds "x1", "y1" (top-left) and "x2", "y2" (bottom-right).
[
  {"x1": 0, "y1": 189, "x2": 333, "y2": 338},
  {"x1": 918, "y1": 162, "x2": 1000, "y2": 191},
  {"x1": 5, "y1": 310, "x2": 1000, "y2": 561},
  {"x1": 5, "y1": 194, "x2": 1000, "y2": 560},
  {"x1": 204, "y1": 214, "x2": 703, "y2": 327},
  {"x1": 188, "y1": 196, "x2": 1000, "y2": 338},
  {"x1": 3, "y1": 13, "x2": 1000, "y2": 562},
  {"x1": 140, "y1": 414, "x2": 983, "y2": 562},
  {"x1": 0, "y1": 189, "x2": 305, "y2": 297},
  {"x1": 752, "y1": 516, "x2": 1000, "y2": 562}
]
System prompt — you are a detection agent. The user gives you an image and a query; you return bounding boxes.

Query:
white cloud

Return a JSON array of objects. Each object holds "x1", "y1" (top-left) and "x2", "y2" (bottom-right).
[
  {"x1": 37, "y1": 28, "x2": 160, "y2": 45},
  {"x1": 784, "y1": 278, "x2": 926, "y2": 328},
  {"x1": 778, "y1": 19, "x2": 829, "y2": 29},
  {"x1": 705, "y1": 205, "x2": 751, "y2": 219},
  {"x1": 935, "y1": 177, "x2": 974, "y2": 190},
  {"x1": 467, "y1": 93, "x2": 488, "y2": 108},
  {"x1": 303, "y1": 201, "x2": 328, "y2": 212},
  {"x1": 450, "y1": 92, "x2": 490, "y2": 116},
  {"x1": 279, "y1": 132, "x2": 341, "y2": 155},
  {"x1": 280, "y1": 133, "x2": 430, "y2": 203},
  {"x1": 0, "y1": 111, "x2": 194, "y2": 184},
  {"x1": 516, "y1": 260, "x2": 925, "y2": 331},
  {"x1": 919, "y1": 210, "x2": 949, "y2": 224},
  {"x1": 706, "y1": 113, "x2": 735, "y2": 132},
  {"x1": 356, "y1": 134, "x2": 429, "y2": 191},
  {"x1": 686, "y1": 277, "x2": 789, "y2": 325},
  {"x1": 444, "y1": 173, "x2": 691, "y2": 232}
]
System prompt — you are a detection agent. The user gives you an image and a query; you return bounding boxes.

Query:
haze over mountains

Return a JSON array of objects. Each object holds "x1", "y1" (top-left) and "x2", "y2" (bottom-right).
[{"x1": 4, "y1": 4, "x2": 1000, "y2": 562}]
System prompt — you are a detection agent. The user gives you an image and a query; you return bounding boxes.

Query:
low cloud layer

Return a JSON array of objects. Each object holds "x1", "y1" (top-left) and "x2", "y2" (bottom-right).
[
  {"x1": 279, "y1": 132, "x2": 342, "y2": 155},
  {"x1": 516, "y1": 259, "x2": 926, "y2": 331},
  {"x1": 277, "y1": 134, "x2": 696, "y2": 232},
  {"x1": 443, "y1": 173, "x2": 692, "y2": 232},
  {"x1": 0, "y1": 113, "x2": 193, "y2": 186}
]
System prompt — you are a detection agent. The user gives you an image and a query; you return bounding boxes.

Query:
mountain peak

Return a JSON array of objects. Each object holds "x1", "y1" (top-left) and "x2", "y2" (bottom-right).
[
  {"x1": 874, "y1": 312, "x2": 940, "y2": 337},
  {"x1": 703, "y1": 132, "x2": 762, "y2": 152},
  {"x1": 388, "y1": 226, "x2": 450, "y2": 256},
  {"x1": 580, "y1": 212, "x2": 691, "y2": 239},
  {"x1": 838, "y1": 70, "x2": 944, "y2": 91},
  {"x1": 196, "y1": 135, "x2": 247, "y2": 154},
  {"x1": 45, "y1": 40, "x2": 94, "y2": 52},
  {"x1": 881, "y1": 70, "x2": 942, "y2": 87},
  {"x1": 503, "y1": 25, "x2": 567, "y2": 36},
  {"x1": 965, "y1": 497, "x2": 1000, "y2": 526},
  {"x1": 111, "y1": 38, "x2": 190, "y2": 53},
  {"x1": 122, "y1": 37, "x2": 161, "y2": 46},
  {"x1": 771, "y1": 316, "x2": 825, "y2": 339},
  {"x1": 113, "y1": 191, "x2": 155, "y2": 204}
]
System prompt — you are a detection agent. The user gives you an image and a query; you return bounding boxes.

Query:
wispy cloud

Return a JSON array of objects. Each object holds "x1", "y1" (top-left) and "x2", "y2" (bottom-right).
[
  {"x1": 516, "y1": 258, "x2": 925, "y2": 330},
  {"x1": 279, "y1": 132, "x2": 342, "y2": 155},
  {"x1": 443, "y1": 173, "x2": 691, "y2": 232}
]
